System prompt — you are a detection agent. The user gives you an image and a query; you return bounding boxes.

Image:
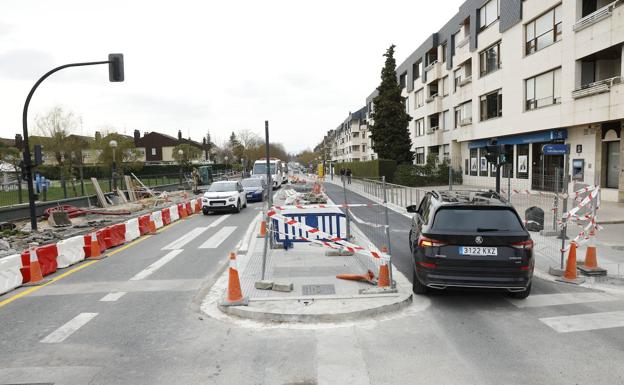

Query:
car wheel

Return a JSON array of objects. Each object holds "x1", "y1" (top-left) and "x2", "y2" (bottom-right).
[
  {"x1": 234, "y1": 200, "x2": 241, "y2": 213},
  {"x1": 412, "y1": 269, "x2": 428, "y2": 295},
  {"x1": 508, "y1": 283, "x2": 531, "y2": 299},
  {"x1": 243, "y1": 199, "x2": 247, "y2": 208}
]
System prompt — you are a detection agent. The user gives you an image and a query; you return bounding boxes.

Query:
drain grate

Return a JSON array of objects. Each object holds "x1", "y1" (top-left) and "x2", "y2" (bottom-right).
[{"x1": 302, "y1": 284, "x2": 336, "y2": 295}]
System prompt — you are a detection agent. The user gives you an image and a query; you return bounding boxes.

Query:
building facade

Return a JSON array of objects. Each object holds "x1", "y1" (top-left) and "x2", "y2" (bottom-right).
[
  {"x1": 133, "y1": 130, "x2": 207, "y2": 164},
  {"x1": 353, "y1": 0, "x2": 623, "y2": 202},
  {"x1": 330, "y1": 106, "x2": 376, "y2": 163}
]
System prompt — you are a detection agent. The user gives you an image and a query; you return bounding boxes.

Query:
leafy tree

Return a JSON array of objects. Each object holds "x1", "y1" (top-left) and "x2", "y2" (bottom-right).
[
  {"x1": 369, "y1": 45, "x2": 413, "y2": 164},
  {"x1": 0, "y1": 145, "x2": 22, "y2": 185},
  {"x1": 204, "y1": 130, "x2": 214, "y2": 161},
  {"x1": 228, "y1": 131, "x2": 244, "y2": 160},
  {"x1": 92, "y1": 131, "x2": 141, "y2": 175}
]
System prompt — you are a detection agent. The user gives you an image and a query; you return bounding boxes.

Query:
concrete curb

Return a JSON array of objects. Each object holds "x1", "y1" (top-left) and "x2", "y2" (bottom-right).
[
  {"x1": 216, "y1": 291, "x2": 413, "y2": 323},
  {"x1": 533, "y1": 266, "x2": 624, "y2": 295}
]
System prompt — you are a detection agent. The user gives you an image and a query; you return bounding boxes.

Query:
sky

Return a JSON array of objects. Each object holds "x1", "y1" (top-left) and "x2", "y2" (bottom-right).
[{"x1": 0, "y1": 0, "x2": 463, "y2": 153}]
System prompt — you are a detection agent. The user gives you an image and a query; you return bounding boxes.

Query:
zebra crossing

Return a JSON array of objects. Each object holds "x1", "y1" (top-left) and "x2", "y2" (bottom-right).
[{"x1": 507, "y1": 290, "x2": 624, "y2": 333}]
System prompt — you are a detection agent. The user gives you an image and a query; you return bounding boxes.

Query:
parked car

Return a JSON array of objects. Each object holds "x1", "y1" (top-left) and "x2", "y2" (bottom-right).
[
  {"x1": 241, "y1": 177, "x2": 267, "y2": 202},
  {"x1": 407, "y1": 190, "x2": 534, "y2": 299},
  {"x1": 201, "y1": 181, "x2": 247, "y2": 214}
]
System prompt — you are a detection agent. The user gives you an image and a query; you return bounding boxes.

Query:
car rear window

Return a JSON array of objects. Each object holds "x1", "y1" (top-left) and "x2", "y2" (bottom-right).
[{"x1": 431, "y1": 207, "x2": 525, "y2": 232}]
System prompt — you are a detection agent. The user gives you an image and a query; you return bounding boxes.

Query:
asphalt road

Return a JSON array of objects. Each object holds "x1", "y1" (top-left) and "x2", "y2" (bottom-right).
[{"x1": 0, "y1": 185, "x2": 624, "y2": 384}]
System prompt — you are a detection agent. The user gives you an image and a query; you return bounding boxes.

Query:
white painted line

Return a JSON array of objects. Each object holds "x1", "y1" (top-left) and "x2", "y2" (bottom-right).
[
  {"x1": 208, "y1": 214, "x2": 231, "y2": 228},
  {"x1": 40, "y1": 313, "x2": 98, "y2": 343},
  {"x1": 199, "y1": 226, "x2": 238, "y2": 249},
  {"x1": 99, "y1": 292, "x2": 127, "y2": 302},
  {"x1": 540, "y1": 310, "x2": 624, "y2": 333},
  {"x1": 508, "y1": 292, "x2": 619, "y2": 308},
  {"x1": 162, "y1": 227, "x2": 210, "y2": 250},
  {"x1": 129, "y1": 249, "x2": 184, "y2": 281}
]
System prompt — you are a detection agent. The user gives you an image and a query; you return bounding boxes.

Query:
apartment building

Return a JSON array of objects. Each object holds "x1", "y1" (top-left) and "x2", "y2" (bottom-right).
[
  {"x1": 331, "y1": 106, "x2": 376, "y2": 163},
  {"x1": 362, "y1": 0, "x2": 622, "y2": 202}
]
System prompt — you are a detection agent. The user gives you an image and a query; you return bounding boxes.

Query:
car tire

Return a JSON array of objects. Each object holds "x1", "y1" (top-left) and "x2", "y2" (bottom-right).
[
  {"x1": 508, "y1": 283, "x2": 531, "y2": 299},
  {"x1": 243, "y1": 200, "x2": 247, "y2": 208},
  {"x1": 234, "y1": 200, "x2": 241, "y2": 213},
  {"x1": 412, "y1": 269, "x2": 428, "y2": 295}
]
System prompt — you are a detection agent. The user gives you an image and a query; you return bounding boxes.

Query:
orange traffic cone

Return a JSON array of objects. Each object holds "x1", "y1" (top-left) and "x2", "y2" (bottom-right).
[
  {"x1": 148, "y1": 220, "x2": 157, "y2": 235},
  {"x1": 377, "y1": 264, "x2": 390, "y2": 287},
  {"x1": 257, "y1": 220, "x2": 267, "y2": 238},
  {"x1": 557, "y1": 242, "x2": 584, "y2": 284},
  {"x1": 579, "y1": 229, "x2": 607, "y2": 276},
  {"x1": 24, "y1": 245, "x2": 49, "y2": 286},
  {"x1": 336, "y1": 270, "x2": 375, "y2": 284},
  {"x1": 195, "y1": 199, "x2": 201, "y2": 213},
  {"x1": 221, "y1": 252, "x2": 248, "y2": 306},
  {"x1": 86, "y1": 231, "x2": 106, "y2": 260}
]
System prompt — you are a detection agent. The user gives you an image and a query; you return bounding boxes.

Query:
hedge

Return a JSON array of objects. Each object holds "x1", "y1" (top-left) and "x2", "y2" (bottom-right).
[
  {"x1": 333, "y1": 159, "x2": 397, "y2": 180},
  {"x1": 33, "y1": 163, "x2": 230, "y2": 180},
  {"x1": 392, "y1": 156, "x2": 463, "y2": 187}
]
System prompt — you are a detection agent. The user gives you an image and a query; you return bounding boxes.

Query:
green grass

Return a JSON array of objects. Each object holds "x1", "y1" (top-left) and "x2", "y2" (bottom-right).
[{"x1": 0, "y1": 176, "x2": 181, "y2": 207}]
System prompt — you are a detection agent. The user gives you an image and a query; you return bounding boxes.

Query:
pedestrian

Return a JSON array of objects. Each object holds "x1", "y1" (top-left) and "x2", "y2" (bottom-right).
[
  {"x1": 346, "y1": 168, "x2": 352, "y2": 184},
  {"x1": 340, "y1": 168, "x2": 345, "y2": 183}
]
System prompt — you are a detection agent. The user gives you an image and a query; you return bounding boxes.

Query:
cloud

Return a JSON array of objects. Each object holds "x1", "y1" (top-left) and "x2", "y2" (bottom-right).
[
  {"x1": 0, "y1": 49, "x2": 55, "y2": 79},
  {"x1": 0, "y1": 21, "x2": 11, "y2": 37}
]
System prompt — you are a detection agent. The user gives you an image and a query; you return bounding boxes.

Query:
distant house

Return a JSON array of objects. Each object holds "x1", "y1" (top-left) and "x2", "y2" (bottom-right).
[{"x1": 133, "y1": 130, "x2": 208, "y2": 164}]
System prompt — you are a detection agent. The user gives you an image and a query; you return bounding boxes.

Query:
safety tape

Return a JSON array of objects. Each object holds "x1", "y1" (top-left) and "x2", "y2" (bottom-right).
[
  {"x1": 267, "y1": 227, "x2": 390, "y2": 262},
  {"x1": 563, "y1": 188, "x2": 600, "y2": 220},
  {"x1": 272, "y1": 203, "x2": 381, "y2": 210}
]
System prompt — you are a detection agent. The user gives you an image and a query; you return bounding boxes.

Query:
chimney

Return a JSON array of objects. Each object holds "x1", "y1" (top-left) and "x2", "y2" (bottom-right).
[
  {"x1": 178, "y1": 130, "x2": 182, "y2": 140},
  {"x1": 134, "y1": 129, "x2": 140, "y2": 143}
]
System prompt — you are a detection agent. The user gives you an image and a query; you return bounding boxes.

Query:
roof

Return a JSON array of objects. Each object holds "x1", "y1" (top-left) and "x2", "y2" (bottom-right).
[
  {"x1": 134, "y1": 131, "x2": 203, "y2": 148},
  {"x1": 0, "y1": 138, "x2": 16, "y2": 147}
]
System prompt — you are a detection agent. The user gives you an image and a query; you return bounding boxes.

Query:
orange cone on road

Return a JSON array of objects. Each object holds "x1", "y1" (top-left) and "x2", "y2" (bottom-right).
[
  {"x1": 257, "y1": 220, "x2": 267, "y2": 238},
  {"x1": 221, "y1": 252, "x2": 248, "y2": 306},
  {"x1": 86, "y1": 231, "x2": 105, "y2": 260},
  {"x1": 377, "y1": 264, "x2": 390, "y2": 287},
  {"x1": 336, "y1": 270, "x2": 375, "y2": 284},
  {"x1": 556, "y1": 242, "x2": 584, "y2": 284},
  {"x1": 24, "y1": 245, "x2": 49, "y2": 286},
  {"x1": 579, "y1": 228, "x2": 607, "y2": 276}
]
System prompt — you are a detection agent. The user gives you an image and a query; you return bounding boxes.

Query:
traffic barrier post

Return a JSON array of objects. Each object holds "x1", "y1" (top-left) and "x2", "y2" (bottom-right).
[
  {"x1": 56, "y1": 235, "x2": 86, "y2": 268},
  {"x1": 0, "y1": 254, "x2": 23, "y2": 294}
]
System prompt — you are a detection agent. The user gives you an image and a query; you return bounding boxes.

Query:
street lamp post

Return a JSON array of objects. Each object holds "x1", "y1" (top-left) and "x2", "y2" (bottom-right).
[
  {"x1": 224, "y1": 156, "x2": 229, "y2": 173},
  {"x1": 21, "y1": 54, "x2": 124, "y2": 231},
  {"x1": 178, "y1": 149, "x2": 184, "y2": 186},
  {"x1": 109, "y1": 139, "x2": 118, "y2": 191}
]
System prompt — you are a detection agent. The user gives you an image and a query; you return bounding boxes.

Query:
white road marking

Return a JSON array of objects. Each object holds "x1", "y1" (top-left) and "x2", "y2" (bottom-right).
[
  {"x1": 99, "y1": 292, "x2": 127, "y2": 302},
  {"x1": 40, "y1": 313, "x2": 98, "y2": 343},
  {"x1": 508, "y1": 292, "x2": 619, "y2": 308},
  {"x1": 199, "y1": 226, "x2": 238, "y2": 249},
  {"x1": 540, "y1": 310, "x2": 624, "y2": 333},
  {"x1": 162, "y1": 227, "x2": 210, "y2": 250},
  {"x1": 129, "y1": 249, "x2": 184, "y2": 281},
  {"x1": 208, "y1": 214, "x2": 231, "y2": 228}
]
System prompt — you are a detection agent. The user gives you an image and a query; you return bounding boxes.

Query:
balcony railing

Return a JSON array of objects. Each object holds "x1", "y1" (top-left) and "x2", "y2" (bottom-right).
[
  {"x1": 424, "y1": 60, "x2": 439, "y2": 72},
  {"x1": 460, "y1": 117, "x2": 473, "y2": 126},
  {"x1": 573, "y1": 0, "x2": 623, "y2": 31},
  {"x1": 425, "y1": 93, "x2": 439, "y2": 103},
  {"x1": 459, "y1": 75, "x2": 472, "y2": 87},
  {"x1": 572, "y1": 76, "x2": 621, "y2": 99}
]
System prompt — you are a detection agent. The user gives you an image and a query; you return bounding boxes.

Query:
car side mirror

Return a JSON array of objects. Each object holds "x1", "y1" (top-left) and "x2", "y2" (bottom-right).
[{"x1": 406, "y1": 205, "x2": 418, "y2": 213}]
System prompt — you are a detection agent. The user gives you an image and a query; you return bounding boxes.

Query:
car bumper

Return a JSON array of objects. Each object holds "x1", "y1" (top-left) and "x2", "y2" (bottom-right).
[
  {"x1": 415, "y1": 266, "x2": 532, "y2": 291},
  {"x1": 245, "y1": 192, "x2": 264, "y2": 201},
  {"x1": 201, "y1": 200, "x2": 238, "y2": 211}
]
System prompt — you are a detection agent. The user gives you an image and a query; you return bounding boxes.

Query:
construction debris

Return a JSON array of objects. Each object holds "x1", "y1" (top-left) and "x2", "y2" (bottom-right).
[{"x1": 91, "y1": 177, "x2": 109, "y2": 208}]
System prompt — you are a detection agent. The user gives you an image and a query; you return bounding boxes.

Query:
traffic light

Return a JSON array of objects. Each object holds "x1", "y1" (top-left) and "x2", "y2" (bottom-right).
[
  {"x1": 33, "y1": 144, "x2": 43, "y2": 166},
  {"x1": 499, "y1": 144, "x2": 513, "y2": 165},
  {"x1": 484, "y1": 145, "x2": 499, "y2": 164},
  {"x1": 108, "y1": 54, "x2": 124, "y2": 82}
]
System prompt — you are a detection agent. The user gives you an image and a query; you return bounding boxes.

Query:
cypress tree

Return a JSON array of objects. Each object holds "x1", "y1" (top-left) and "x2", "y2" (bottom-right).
[{"x1": 370, "y1": 45, "x2": 414, "y2": 164}]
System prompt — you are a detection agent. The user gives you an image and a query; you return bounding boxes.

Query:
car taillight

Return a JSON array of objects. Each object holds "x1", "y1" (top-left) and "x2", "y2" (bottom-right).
[
  {"x1": 417, "y1": 261, "x2": 437, "y2": 269},
  {"x1": 511, "y1": 239, "x2": 534, "y2": 250},
  {"x1": 418, "y1": 236, "x2": 447, "y2": 248},
  {"x1": 519, "y1": 265, "x2": 532, "y2": 271}
]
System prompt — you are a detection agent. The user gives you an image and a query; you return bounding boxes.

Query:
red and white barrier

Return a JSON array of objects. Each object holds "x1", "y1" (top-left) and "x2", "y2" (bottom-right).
[
  {"x1": 125, "y1": 218, "x2": 140, "y2": 241},
  {"x1": 151, "y1": 210, "x2": 164, "y2": 228},
  {"x1": 0, "y1": 254, "x2": 22, "y2": 294},
  {"x1": 56, "y1": 236, "x2": 86, "y2": 268},
  {"x1": 190, "y1": 199, "x2": 197, "y2": 213},
  {"x1": 169, "y1": 204, "x2": 180, "y2": 222}
]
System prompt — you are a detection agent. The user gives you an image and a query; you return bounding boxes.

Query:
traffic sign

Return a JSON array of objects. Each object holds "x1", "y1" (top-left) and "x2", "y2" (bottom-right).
[{"x1": 543, "y1": 144, "x2": 569, "y2": 155}]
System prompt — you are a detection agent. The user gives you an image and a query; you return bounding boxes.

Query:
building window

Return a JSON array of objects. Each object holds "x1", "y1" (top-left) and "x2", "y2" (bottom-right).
[
  {"x1": 526, "y1": 67, "x2": 562, "y2": 110},
  {"x1": 399, "y1": 72, "x2": 407, "y2": 89},
  {"x1": 442, "y1": 110, "x2": 451, "y2": 131},
  {"x1": 415, "y1": 88, "x2": 424, "y2": 108},
  {"x1": 479, "y1": 0, "x2": 499, "y2": 30},
  {"x1": 415, "y1": 147, "x2": 425, "y2": 165},
  {"x1": 441, "y1": 43, "x2": 447, "y2": 63},
  {"x1": 428, "y1": 81, "x2": 439, "y2": 99},
  {"x1": 456, "y1": 100, "x2": 473, "y2": 126},
  {"x1": 151, "y1": 148, "x2": 156, "y2": 156},
  {"x1": 405, "y1": 95, "x2": 410, "y2": 113},
  {"x1": 479, "y1": 41, "x2": 501, "y2": 77},
  {"x1": 352, "y1": 132, "x2": 360, "y2": 138},
  {"x1": 480, "y1": 89, "x2": 503, "y2": 121},
  {"x1": 454, "y1": 69, "x2": 461, "y2": 92},
  {"x1": 442, "y1": 76, "x2": 449, "y2": 96},
  {"x1": 470, "y1": 148, "x2": 478, "y2": 176},
  {"x1": 443, "y1": 144, "x2": 450, "y2": 160},
  {"x1": 428, "y1": 114, "x2": 440, "y2": 132},
  {"x1": 454, "y1": 59, "x2": 472, "y2": 91},
  {"x1": 415, "y1": 118, "x2": 425, "y2": 137},
  {"x1": 413, "y1": 60, "x2": 422, "y2": 80},
  {"x1": 517, "y1": 144, "x2": 529, "y2": 179},
  {"x1": 525, "y1": 4, "x2": 562, "y2": 55},
  {"x1": 426, "y1": 47, "x2": 438, "y2": 66},
  {"x1": 478, "y1": 148, "x2": 488, "y2": 177}
]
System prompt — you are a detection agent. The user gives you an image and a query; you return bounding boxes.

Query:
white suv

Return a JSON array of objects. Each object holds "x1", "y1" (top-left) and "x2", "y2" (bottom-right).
[{"x1": 202, "y1": 181, "x2": 247, "y2": 214}]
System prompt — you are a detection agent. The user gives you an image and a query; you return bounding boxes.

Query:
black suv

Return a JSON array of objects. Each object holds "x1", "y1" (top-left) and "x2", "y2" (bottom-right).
[{"x1": 407, "y1": 190, "x2": 533, "y2": 299}]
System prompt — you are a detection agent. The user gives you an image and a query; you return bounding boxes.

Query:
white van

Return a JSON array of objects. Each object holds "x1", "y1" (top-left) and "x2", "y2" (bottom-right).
[
  {"x1": 280, "y1": 162, "x2": 289, "y2": 184},
  {"x1": 251, "y1": 158, "x2": 282, "y2": 190}
]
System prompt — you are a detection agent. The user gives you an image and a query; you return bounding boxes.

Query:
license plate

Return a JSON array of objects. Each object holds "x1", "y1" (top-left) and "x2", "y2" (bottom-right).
[
  {"x1": 246, "y1": 193, "x2": 253, "y2": 197},
  {"x1": 211, "y1": 202, "x2": 225, "y2": 206},
  {"x1": 459, "y1": 246, "x2": 497, "y2": 256}
]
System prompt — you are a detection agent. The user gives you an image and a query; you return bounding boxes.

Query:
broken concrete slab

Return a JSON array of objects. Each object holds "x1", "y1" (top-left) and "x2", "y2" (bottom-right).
[
  {"x1": 254, "y1": 280, "x2": 274, "y2": 290},
  {"x1": 272, "y1": 282, "x2": 294, "y2": 292}
]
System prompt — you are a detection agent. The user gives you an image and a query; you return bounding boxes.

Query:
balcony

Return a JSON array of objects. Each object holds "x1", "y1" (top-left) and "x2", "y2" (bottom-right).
[
  {"x1": 459, "y1": 75, "x2": 472, "y2": 87},
  {"x1": 460, "y1": 117, "x2": 473, "y2": 126},
  {"x1": 572, "y1": 76, "x2": 622, "y2": 98},
  {"x1": 574, "y1": 0, "x2": 623, "y2": 32},
  {"x1": 425, "y1": 95, "x2": 443, "y2": 113},
  {"x1": 425, "y1": 61, "x2": 442, "y2": 84}
]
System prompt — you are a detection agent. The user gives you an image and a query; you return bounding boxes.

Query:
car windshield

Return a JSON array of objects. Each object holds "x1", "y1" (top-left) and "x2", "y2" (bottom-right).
[
  {"x1": 207, "y1": 182, "x2": 238, "y2": 192},
  {"x1": 252, "y1": 163, "x2": 276, "y2": 175},
  {"x1": 432, "y1": 208, "x2": 525, "y2": 232},
  {"x1": 241, "y1": 179, "x2": 263, "y2": 188}
]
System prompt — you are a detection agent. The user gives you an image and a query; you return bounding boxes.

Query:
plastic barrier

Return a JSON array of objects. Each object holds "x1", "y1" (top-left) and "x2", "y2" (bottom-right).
[
  {"x1": 271, "y1": 211, "x2": 347, "y2": 243},
  {"x1": 151, "y1": 210, "x2": 164, "y2": 229},
  {"x1": 110, "y1": 223, "x2": 126, "y2": 247},
  {"x1": 185, "y1": 201, "x2": 192, "y2": 215},
  {"x1": 162, "y1": 207, "x2": 171, "y2": 226},
  {"x1": 0, "y1": 254, "x2": 22, "y2": 294},
  {"x1": 169, "y1": 205, "x2": 179, "y2": 222},
  {"x1": 191, "y1": 199, "x2": 197, "y2": 213},
  {"x1": 177, "y1": 203, "x2": 186, "y2": 218},
  {"x1": 56, "y1": 235, "x2": 86, "y2": 268},
  {"x1": 20, "y1": 244, "x2": 58, "y2": 282},
  {"x1": 125, "y1": 218, "x2": 140, "y2": 241},
  {"x1": 101, "y1": 227, "x2": 114, "y2": 249},
  {"x1": 138, "y1": 215, "x2": 151, "y2": 235},
  {"x1": 83, "y1": 230, "x2": 108, "y2": 258}
]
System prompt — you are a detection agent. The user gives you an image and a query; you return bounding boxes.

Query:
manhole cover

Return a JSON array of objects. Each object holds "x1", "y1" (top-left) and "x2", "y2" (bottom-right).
[{"x1": 302, "y1": 284, "x2": 335, "y2": 295}]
